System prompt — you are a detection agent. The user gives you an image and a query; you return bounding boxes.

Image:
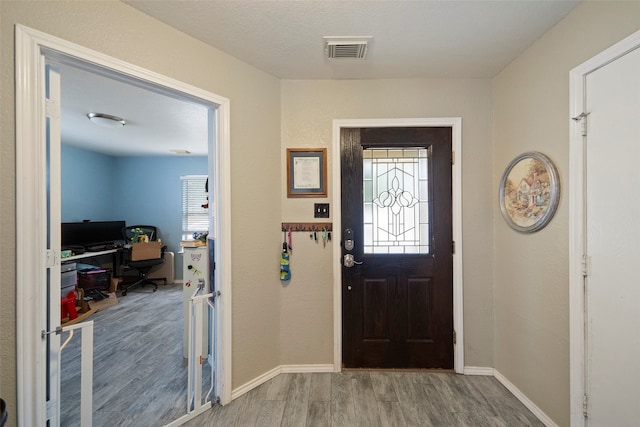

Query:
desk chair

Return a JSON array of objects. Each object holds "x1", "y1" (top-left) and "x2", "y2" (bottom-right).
[{"x1": 120, "y1": 225, "x2": 166, "y2": 296}]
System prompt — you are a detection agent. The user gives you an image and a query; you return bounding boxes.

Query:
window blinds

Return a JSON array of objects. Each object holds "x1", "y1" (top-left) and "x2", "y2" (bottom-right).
[{"x1": 181, "y1": 175, "x2": 208, "y2": 238}]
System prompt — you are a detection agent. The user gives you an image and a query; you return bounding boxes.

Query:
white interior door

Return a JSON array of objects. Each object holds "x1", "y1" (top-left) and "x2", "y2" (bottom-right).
[
  {"x1": 45, "y1": 62, "x2": 64, "y2": 427},
  {"x1": 585, "y1": 45, "x2": 640, "y2": 426},
  {"x1": 46, "y1": 61, "x2": 96, "y2": 427}
]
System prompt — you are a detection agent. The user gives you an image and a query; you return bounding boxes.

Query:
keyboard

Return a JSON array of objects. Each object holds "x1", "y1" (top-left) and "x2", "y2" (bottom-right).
[{"x1": 85, "y1": 243, "x2": 120, "y2": 252}]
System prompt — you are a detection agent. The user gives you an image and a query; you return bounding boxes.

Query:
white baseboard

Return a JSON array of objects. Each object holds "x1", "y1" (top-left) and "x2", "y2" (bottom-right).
[
  {"x1": 463, "y1": 366, "x2": 494, "y2": 376},
  {"x1": 281, "y1": 364, "x2": 335, "y2": 373},
  {"x1": 231, "y1": 366, "x2": 281, "y2": 400},
  {"x1": 493, "y1": 369, "x2": 558, "y2": 427},
  {"x1": 231, "y1": 364, "x2": 335, "y2": 400}
]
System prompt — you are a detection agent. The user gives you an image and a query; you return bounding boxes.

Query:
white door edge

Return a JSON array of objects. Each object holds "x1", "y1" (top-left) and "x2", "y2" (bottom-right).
[
  {"x1": 569, "y1": 29, "x2": 640, "y2": 427},
  {"x1": 331, "y1": 117, "x2": 464, "y2": 373},
  {"x1": 15, "y1": 24, "x2": 233, "y2": 424}
]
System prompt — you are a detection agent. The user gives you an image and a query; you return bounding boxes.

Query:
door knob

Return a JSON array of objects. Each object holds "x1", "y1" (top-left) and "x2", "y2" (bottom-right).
[{"x1": 343, "y1": 254, "x2": 363, "y2": 268}]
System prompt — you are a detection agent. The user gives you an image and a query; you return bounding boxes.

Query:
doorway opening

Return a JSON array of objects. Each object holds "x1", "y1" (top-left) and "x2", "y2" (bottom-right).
[{"x1": 15, "y1": 24, "x2": 232, "y2": 426}]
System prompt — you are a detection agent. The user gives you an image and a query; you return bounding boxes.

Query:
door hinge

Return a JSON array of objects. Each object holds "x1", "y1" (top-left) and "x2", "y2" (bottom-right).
[
  {"x1": 453, "y1": 329, "x2": 457, "y2": 345},
  {"x1": 572, "y1": 112, "x2": 590, "y2": 137},
  {"x1": 45, "y1": 97, "x2": 60, "y2": 120},
  {"x1": 451, "y1": 150, "x2": 455, "y2": 165},
  {"x1": 583, "y1": 393, "x2": 589, "y2": 418},
  {"x1": 452, "y1": 240, "x2": 455, "y2": 254},
  {"x1": 581, "y1": 255, "x2": 591, "y2": 277},
  {"x1": 46, "y1": 249, "x2": 58, "y2": 268},
  {"x1": 46, "y1": 399, "x2": 54, "y2": 420}
]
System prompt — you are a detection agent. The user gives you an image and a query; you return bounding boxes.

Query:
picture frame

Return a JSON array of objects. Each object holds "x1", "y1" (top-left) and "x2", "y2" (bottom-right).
[
  {"x1": 287, "y1": 148, "x2": 327, "y2": 198},
  {"x1": 499, "y1": 151, "x2": 560, "y2": 233}
]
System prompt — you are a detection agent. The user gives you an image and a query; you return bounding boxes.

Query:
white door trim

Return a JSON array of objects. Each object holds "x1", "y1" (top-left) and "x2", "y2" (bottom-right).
[
  {"x1": 331, "y1": 117, "x2": 464, "y2": 373},
  {"x1": 15, "y1": 24, "x2": 233, "y2": 425},
  {"x1": 569, "y1": 29, "x2": 640, "y2": 427}
]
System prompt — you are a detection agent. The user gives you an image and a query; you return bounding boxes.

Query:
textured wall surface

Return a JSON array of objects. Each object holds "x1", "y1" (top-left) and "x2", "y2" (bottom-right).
[
  {"x1": 493, "y1": 2, "x2": 640, "y2": 425},
  {"x1": 1, "y1": 2, "x2": 281, "y2": 424},
  {"x1": 280, "y1": 78, "x2": 495, "y2": 368}
]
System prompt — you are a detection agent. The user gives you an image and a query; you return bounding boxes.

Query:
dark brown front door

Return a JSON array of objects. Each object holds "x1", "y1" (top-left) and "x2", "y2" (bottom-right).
[{"x1": 341, "y1": 127, "x2": 453, "y2": 369}]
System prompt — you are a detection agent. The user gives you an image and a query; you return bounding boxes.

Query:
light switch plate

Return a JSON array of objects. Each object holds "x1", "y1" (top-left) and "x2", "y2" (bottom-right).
[{"x1": 314, "y1": 203, "x2": 329, "y2": 218}]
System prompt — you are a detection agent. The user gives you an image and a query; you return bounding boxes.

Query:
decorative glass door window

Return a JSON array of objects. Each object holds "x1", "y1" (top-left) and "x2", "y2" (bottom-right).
[{"x1": 363, "y1": 148, "x2": 430, "y2": 254}]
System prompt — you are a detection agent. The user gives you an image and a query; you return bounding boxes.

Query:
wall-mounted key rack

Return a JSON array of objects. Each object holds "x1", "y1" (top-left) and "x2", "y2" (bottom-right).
[{"x1": 281, "y1": 222, "x2": 332, "y2": 232}]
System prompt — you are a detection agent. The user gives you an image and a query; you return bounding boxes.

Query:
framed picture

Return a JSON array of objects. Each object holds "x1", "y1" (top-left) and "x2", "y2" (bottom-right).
[
  {"x1": 499, "y1": 151, "x2": 560, "y2": 233},
  {"x1": 287, "y1": 148, "x2": 327, "y2": 198}
]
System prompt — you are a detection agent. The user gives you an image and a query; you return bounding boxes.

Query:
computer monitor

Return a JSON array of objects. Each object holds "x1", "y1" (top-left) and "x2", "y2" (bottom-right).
[{"x1": 61, "y1": 220, "x2": 126, "y2": 248}]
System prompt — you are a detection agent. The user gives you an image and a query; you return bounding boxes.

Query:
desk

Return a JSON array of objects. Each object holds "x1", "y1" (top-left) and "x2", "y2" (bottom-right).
[
  {"x1": 63, "y1": 248, "x2": 124, "y2": 279},
  {"x1": 64, "y1": 248, "x2": 118, "y2": 262},
  {"x1": 63, "y1": 247, "x2": 174, "y2": 284}
]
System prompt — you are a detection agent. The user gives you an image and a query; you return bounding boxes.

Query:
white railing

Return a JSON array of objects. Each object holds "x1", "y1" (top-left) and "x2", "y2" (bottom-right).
[
  {"x1": 187, "y1": 287, "x2": 215, "y2": 414},
  {"x1": 59, "y1": 321, "x2": 94, "y2": 427}
]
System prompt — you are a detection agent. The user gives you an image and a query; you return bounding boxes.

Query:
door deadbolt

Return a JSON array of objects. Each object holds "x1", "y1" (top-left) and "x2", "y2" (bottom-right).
[{"x1": 344, "y1": 228, "x2": 354, "y2": 251}]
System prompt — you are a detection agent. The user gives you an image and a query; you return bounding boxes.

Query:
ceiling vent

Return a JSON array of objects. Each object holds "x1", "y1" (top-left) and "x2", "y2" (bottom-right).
[{"x1": 324, "y1": 37, "x2": 372, "y2": 59}]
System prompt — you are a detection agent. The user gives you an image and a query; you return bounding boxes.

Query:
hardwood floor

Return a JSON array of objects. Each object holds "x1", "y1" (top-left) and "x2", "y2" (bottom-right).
[
  {"x1": 60, "y1": 282, "x2": 203, "y2": 427},
  {"x1": 60, "y1": 283, "x2": 543, "y2": 427},
  {"x1": 183, "y1": 371, "x2": 545, "y2": 427}
]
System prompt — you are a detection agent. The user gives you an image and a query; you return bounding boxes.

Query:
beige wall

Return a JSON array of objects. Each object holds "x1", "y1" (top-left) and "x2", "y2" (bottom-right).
[
  {"x1": 280, "y1": 79, "x2": 495, "y2": 367},
  {"x1": 493, "y1": 2, "x2": 640, "y2": 425},
  {"x1": 4, "y1": 1, "x2": 638, "y2": 426},
  {"x1": 0, "y1": 1, "x2": 281, "y2": 423}
]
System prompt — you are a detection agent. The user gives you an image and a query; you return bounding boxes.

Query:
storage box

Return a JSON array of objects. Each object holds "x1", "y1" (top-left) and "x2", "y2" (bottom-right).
[
  {"x1": 78, "y1": 268, "x2": 111, "y2": 292},
  {"x1": 61, "y1": 270, "x2": 77, "y2": 293},
  {"x1": 61, "y1": 262, "x2": 76, "y2": 273},
  {"x1": 131, "y1": 241, "x2": 163, "y2": 261}
]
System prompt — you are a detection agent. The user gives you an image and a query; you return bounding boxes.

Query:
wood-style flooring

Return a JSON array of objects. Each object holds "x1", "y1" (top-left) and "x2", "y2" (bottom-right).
[
  {"x1": 184, "y1": 371, "x2": 544, "y2": 427},
  {"x1": 60, "y1": 282, "x2": 196, "y2": 427},
  {"x1": 60, "y1": 283, "x2": 544, "y2": 427}
]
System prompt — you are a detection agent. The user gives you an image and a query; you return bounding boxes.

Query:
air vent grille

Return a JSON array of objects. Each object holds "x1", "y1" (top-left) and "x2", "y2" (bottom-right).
[{"x1": 325, "y1": 40, "x2": 369, "y2": 59}]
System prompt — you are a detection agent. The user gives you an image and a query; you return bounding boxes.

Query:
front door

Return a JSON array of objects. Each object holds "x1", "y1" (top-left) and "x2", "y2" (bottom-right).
[{"x1": 341, "y1": 127, "x2": 453, "y2": 369}]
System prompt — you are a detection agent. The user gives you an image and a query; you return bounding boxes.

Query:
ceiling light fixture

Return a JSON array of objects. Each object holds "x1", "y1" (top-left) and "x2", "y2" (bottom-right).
[
  {"x1": 170, "y1": 149, "x2": 191, "y2": 155},
  {"x1": 87, "y1": 112, "x2": 126, "y2": 128}
]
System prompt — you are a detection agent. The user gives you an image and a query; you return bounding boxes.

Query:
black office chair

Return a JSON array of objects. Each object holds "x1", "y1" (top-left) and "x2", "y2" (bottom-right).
[{"x1": 120, "y1": 225, "x2": 166, "y2": 296}]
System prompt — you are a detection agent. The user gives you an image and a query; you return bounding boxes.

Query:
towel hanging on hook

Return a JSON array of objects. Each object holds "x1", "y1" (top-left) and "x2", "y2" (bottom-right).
[{"x1": 280, "y1": 230, "x2": 291, "y2": 281}]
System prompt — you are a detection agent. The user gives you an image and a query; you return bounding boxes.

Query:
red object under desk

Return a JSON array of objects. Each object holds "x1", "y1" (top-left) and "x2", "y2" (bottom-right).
[{"x1": 61, "y1": 290, "x2": 78, "y2": 321}]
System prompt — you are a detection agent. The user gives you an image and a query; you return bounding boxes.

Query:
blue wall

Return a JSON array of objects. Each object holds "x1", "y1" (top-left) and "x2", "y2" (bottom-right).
[
  {"x1": 61, "y1": 144, "x2": 117, "y2": 221},
  {"x1": 61, "y1": 144, "x2": 208, "y2": 279}
]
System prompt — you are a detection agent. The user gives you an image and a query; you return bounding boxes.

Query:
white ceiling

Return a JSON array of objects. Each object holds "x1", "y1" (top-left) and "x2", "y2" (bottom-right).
[
  {"x1": 126, "y1": 0, "x2": 581, "y2": 79},
  {"x1": 60, "y1": 63, "x2": 209, "y2": 156},
  {"x1": 61, "y1": 0, "x2": 581, "y2": 156}
]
